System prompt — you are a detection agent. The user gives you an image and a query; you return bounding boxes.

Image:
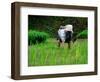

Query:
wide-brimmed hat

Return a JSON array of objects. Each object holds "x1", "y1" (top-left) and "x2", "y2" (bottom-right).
[{"x1": 65, "y1": 24, "x2": 73, "y2": 28}]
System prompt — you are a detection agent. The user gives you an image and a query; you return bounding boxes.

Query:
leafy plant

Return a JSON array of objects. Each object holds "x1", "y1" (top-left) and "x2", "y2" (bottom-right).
[
  {"x1": 77, "y1": 30, "x2": 87, "y2": 39},
  {"x1": 28, "y1": 30, "x2": 49, "y2": 45}
]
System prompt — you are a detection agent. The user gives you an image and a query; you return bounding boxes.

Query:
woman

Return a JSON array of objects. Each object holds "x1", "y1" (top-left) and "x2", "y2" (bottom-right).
[
  {"x1": 64, "y1": 24, "x2": 73, "y2": 48},
  {"x1": 57, "y1": 26, "x2": 66, "y2": 47},
  {"x1": 57, "y1": 24, "x2": 73, "y2": 48}
]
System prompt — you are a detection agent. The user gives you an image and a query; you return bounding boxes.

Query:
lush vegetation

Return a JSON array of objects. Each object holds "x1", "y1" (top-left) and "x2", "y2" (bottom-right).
[
  {"x1": 28, "y1": 15, "x2": 87, "y2": 37},
  {"x1": 77, "y1": 30, "x2": 88, "y2": 39},
  {"x1": 28, "y1": 30, "x2": 49, "y2": 45},
  {"x1": 28, "y1": 39, "x2": 88, "y2": 66}
]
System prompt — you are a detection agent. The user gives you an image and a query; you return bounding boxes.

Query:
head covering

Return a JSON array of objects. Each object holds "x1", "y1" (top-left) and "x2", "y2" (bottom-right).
[
  {"x1": 60, "y1": 25, "x2": 65, "y2": 29},
  {"x1": 65, "y1": 24, "x2": 73, "y2": 32}
]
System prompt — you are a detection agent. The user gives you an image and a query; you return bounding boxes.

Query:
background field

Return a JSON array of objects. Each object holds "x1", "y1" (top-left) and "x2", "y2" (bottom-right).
[{"x1": 28, "y1": 38, "x2": 88, "y2": 66}]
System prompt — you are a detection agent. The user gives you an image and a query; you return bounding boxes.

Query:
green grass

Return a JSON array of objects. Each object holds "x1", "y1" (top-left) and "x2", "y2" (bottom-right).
[{"x1": 28, "y1": 38, "x2": 88, "y2": 66}]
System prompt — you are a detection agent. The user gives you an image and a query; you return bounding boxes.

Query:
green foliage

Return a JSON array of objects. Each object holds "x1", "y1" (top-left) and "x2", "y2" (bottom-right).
[
  {"x1": 77, "y1": 30, "x2": 87, "y2": 39},
  {"x1": 28, "y1": 39, "x2": 88, "y2": 66},
  {"x1": 28, "y1": 15, "x2": 87, "y2": 38},
  {"x1": 28, "y1": 30, "x2": 49, "y2": 45}
]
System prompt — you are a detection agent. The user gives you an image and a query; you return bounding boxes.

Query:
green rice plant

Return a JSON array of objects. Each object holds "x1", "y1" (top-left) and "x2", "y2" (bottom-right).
[
  {"x1": 28, "y1": 30, "x2": 49, "y2": 45},
  {"x1": 77, "y1": 30, "x2": 88, "y2": 39},
  {"x1": 28, "y1": 38, "x2": 88, "y2": 66}
]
